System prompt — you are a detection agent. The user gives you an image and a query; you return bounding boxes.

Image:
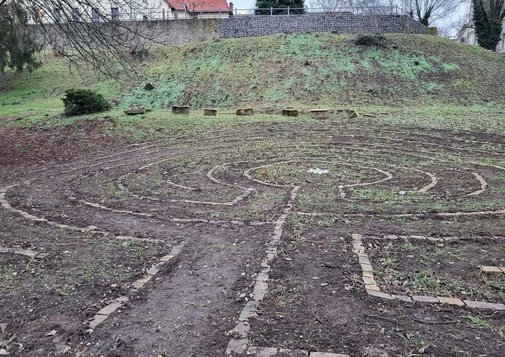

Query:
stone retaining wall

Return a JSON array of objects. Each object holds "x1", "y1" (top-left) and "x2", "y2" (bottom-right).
[
  {"x1": 218, "y1": 14, "x2": 427, "y2": 38},
  {"x1": 34, "y1": 14, "x2": 427, "y2": 49}
]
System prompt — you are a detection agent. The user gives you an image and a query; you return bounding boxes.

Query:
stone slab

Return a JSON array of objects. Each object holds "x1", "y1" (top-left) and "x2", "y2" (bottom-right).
[
  {"x1": 96, "y1": 301, "x2": 122, "y2": 316},
  {"x1": 277, "y1": 348, "x2": 309, "y2": 356},
  {"x1": 360, "y1": 263, "x2": 373, "y2": 272},
  {"x1": 464, "y1": 300, "x2": 496, "y2": 310},
  {"x1": 437, "y1": 296, "x2": 464, "y2": 306},
  {"x1": 358, "y1": 256, "x2": 370, "y2": 265},
  {"x1": 247, "y1": 347, "x2": 278, "y2": 356},
  {"x1": 362, "y1": 271, "x2": 374, "y2": 278},
  {"x1": 367, "y1": 290, "x2": 392, "y2": 299},
  {"x1": 491, "y1": 303, "x2": 505, "y2": 311},
  {"x1": 89, "y1": 314, "x2": 109, "y2": 329},
  {"x1": 480, "y1": 266, "x2": 503, "y2": 273},
  {"x1": 226, "y1": 338, "x2": 247, "y2": 355},
  {"x1": 392, "y1": 294, "x2": 412, "y2": 302},
  {"x1": 412, "y1": 295, "x2": 439, "y2": 303}
]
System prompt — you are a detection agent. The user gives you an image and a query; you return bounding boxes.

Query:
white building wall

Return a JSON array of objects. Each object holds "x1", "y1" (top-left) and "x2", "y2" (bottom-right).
[
  {"x1": 29, "y1": 0, "x2": 229, "y2": 23},
  {"x1": 30, "y1": 0, "x2": 166, "y2": 23}
]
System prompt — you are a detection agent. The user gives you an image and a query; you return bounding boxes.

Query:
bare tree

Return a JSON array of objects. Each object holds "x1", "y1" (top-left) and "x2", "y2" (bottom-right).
[
  {"x1": 396, "y1": 0, "x2": 464, "y2": 26},
  {"x1": 0, "y1": 0, "x2": 163, "y2": 76},
  {"x1": 310, "y1": 0, "x2": 352, "y2": 12},
  {"x1": 310, "y1": 0, "x2": 407, "y2": 14}
]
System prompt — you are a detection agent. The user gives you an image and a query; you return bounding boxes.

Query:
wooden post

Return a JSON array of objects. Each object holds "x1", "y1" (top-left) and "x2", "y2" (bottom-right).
[
  {"x1": 236, "y1": 108, "x2": 254, "y2": 116},
  {"x1": 172, "y1": 105, "x2": 190, "y2": 114},
  {"x1": 203, "y1": 108, "x2": 217, "y2": 116},
  {"x1": 282, "y1": 109, "x2": 299, "y2": 117},
  {"x1": 310, "y1": 109, "x2": 330, "y2": 119}
]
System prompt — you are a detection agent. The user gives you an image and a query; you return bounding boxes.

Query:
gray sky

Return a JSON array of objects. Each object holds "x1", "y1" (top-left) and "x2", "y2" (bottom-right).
[{"x1": 230, "y1": 0, "x2": 255, "y2": 9}]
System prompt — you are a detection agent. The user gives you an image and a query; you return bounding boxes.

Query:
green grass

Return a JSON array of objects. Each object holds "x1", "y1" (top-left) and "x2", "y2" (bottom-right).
[
  {"x1": 1, "y1": 33, "x2": 505, "y2": 132},
  {"x1": 465, "y1": 314, "x2": 490, "y2": 329},
  {"x1": 0, "y1": 266, "x2": 18, "y2": 290}
]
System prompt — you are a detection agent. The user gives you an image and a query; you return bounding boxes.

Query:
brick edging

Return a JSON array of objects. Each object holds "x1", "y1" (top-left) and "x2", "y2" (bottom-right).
[{"x1": 351, "y1": 234, "x2": 505, "y2": 311}]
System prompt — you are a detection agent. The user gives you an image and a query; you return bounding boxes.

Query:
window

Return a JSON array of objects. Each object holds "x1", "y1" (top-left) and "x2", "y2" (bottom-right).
[
  {"x1": 111, "y1": 7, "x2": 119, "y2": 21},
  {"x1": 91, "y1": 7, "x2": 100, "y2": 22}
]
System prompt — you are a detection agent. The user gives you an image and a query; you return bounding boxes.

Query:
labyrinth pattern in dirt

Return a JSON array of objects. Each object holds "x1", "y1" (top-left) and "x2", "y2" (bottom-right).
[{"x1": 1, "y1": 120, "x2": 504, "y2": 356}]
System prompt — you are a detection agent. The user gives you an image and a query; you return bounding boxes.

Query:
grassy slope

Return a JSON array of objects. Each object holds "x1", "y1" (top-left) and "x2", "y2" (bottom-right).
[
  {"x1": 0, "y1": 33, "x2": 504, "y2": 140},
  {"x1": 125, "y1": 33, "x2": 505, "y2": 108}
]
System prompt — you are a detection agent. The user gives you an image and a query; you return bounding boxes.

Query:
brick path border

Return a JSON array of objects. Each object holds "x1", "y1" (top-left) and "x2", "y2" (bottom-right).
[{"x1": 351, "y1": 233, "x2": 505, "y2": 311}]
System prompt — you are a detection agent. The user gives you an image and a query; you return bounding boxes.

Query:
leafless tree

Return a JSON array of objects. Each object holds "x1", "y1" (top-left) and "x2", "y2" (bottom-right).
[
  {"x1": 310, "y1": 0, "x2": 401, "y2": 13},
  {"x1": 395, "y1": 0, "x2": 465, "y2": 26},
  {"x1": 0, "y1": 0, "x2": 163, "y2": 76},
  {"x1": 310, "y1": 0, "x2": 352, "y2": 12}
]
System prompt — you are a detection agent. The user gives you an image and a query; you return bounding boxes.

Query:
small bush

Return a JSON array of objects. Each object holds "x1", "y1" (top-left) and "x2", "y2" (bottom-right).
[
  {"x1": 353, "y1": 34, "x2": 392, "y2": 48},
  {"x1": 62, "y1": 89, "x2": 111, "y2": 116}
]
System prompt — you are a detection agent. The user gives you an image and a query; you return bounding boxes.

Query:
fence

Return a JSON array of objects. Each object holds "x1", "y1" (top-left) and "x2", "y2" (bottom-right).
[{"x1": 30, "y1": 6, "x2": 404, "y2": 24}]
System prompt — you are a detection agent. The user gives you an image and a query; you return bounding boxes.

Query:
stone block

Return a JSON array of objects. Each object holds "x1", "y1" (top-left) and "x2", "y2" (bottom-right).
[
  {"x1": 277, "y1": 348, "x2": 309, "y2": 356},
  {"x1": 124, "y1": 106, "x2": 146, "y2": 115},
  {"x1": 253, "y1": 280, "x2": 268, "y2": 300},
  {"x1": 437, "y1": 296, "x2": 464, "y2": 306},
  {"x1": 236, "y1": 108, "x2": 254, "y2": 116},
  {"x1": 172, "y1": 105, "x2": 190, "y2": 114},
  {"x1": 226, "y1": 338, "x2": 247, "y2": 355},
  {"x1": 410, "y1": 235, "x2": 426, "y2": 240},
  {"x1": 247, "y1": 347, "x2": 278, "y2": 356},
  {"x1": 367, "y1": 290, "x2": 392, "y2": 299},
  {"x1": 464, "y1": 300, "x2": 495, "y2": 310},
  {"x1": 203, "y1": 108, "x2": 217, "y2": 116},
  {"x1": 89, "y1": 314, "x2": 109, "y2": 329},
  {"x1": 392, "y1": 294, "x2": 412, "y2": 302},
  {"x1": 362, "y1": 276, "x2": 376, "y2": 286},
  {"x1": 239, "y1": 300, "x2": 259, "y2": 321},
  {"x1": 160, "y1": 254, "x2": 174, "y2": 262},
  {"x1": 362, "y1": 271, "x2": 374, "y2": 278},
  {"x1": 480, "y1": 266, "x2": 503, "y2": 273},
  {"x1": 360, "y1": 263, "x2": 373, "y2": 272},
  {"x1": 491, "y1": 303, "x2": 505, "y2": 311},
  {"x1": 96, "y1": 301, "x2": 122, "y2": 316},
  {"x1": 310, "y1": 109, "x2": 330, "y2": 120},
  {"x1": 131, "y1": 275, "x2": 152, "y2": 290},
  {"x1": 282, "y1": 109, "x2": 299, "y2": 117},
  {"x1": 345, "y1": 109, "x2": 358, "y2": 118},
  {"x1": 358, "y1": 256, "x2": 370, "y2": 265},
  {"x1": 412, "y1": 295, "x2": 439, "y2": 303}
]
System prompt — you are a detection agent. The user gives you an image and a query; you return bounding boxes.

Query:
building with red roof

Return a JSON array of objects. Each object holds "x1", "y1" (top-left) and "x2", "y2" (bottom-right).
[{"x1": 160, "y1": 0, "x2": 233, "y2": 19}]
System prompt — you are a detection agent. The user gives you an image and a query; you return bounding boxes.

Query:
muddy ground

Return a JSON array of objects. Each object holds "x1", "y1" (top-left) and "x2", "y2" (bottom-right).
[{"x1": 1, "y1": 117, "x2": 504, "y2": 356}]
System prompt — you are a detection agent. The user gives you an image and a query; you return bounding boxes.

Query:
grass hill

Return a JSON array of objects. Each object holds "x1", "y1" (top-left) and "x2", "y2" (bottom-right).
[
  {"x1": 126, "y1": 33, "x2": 505, "y2": 108},
  {"x1": 1, "y1": 33, "x2": 505, "y2": 118},
  {"x1": 1, "y1": 33, "x2": 505, "y2": 168}
]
